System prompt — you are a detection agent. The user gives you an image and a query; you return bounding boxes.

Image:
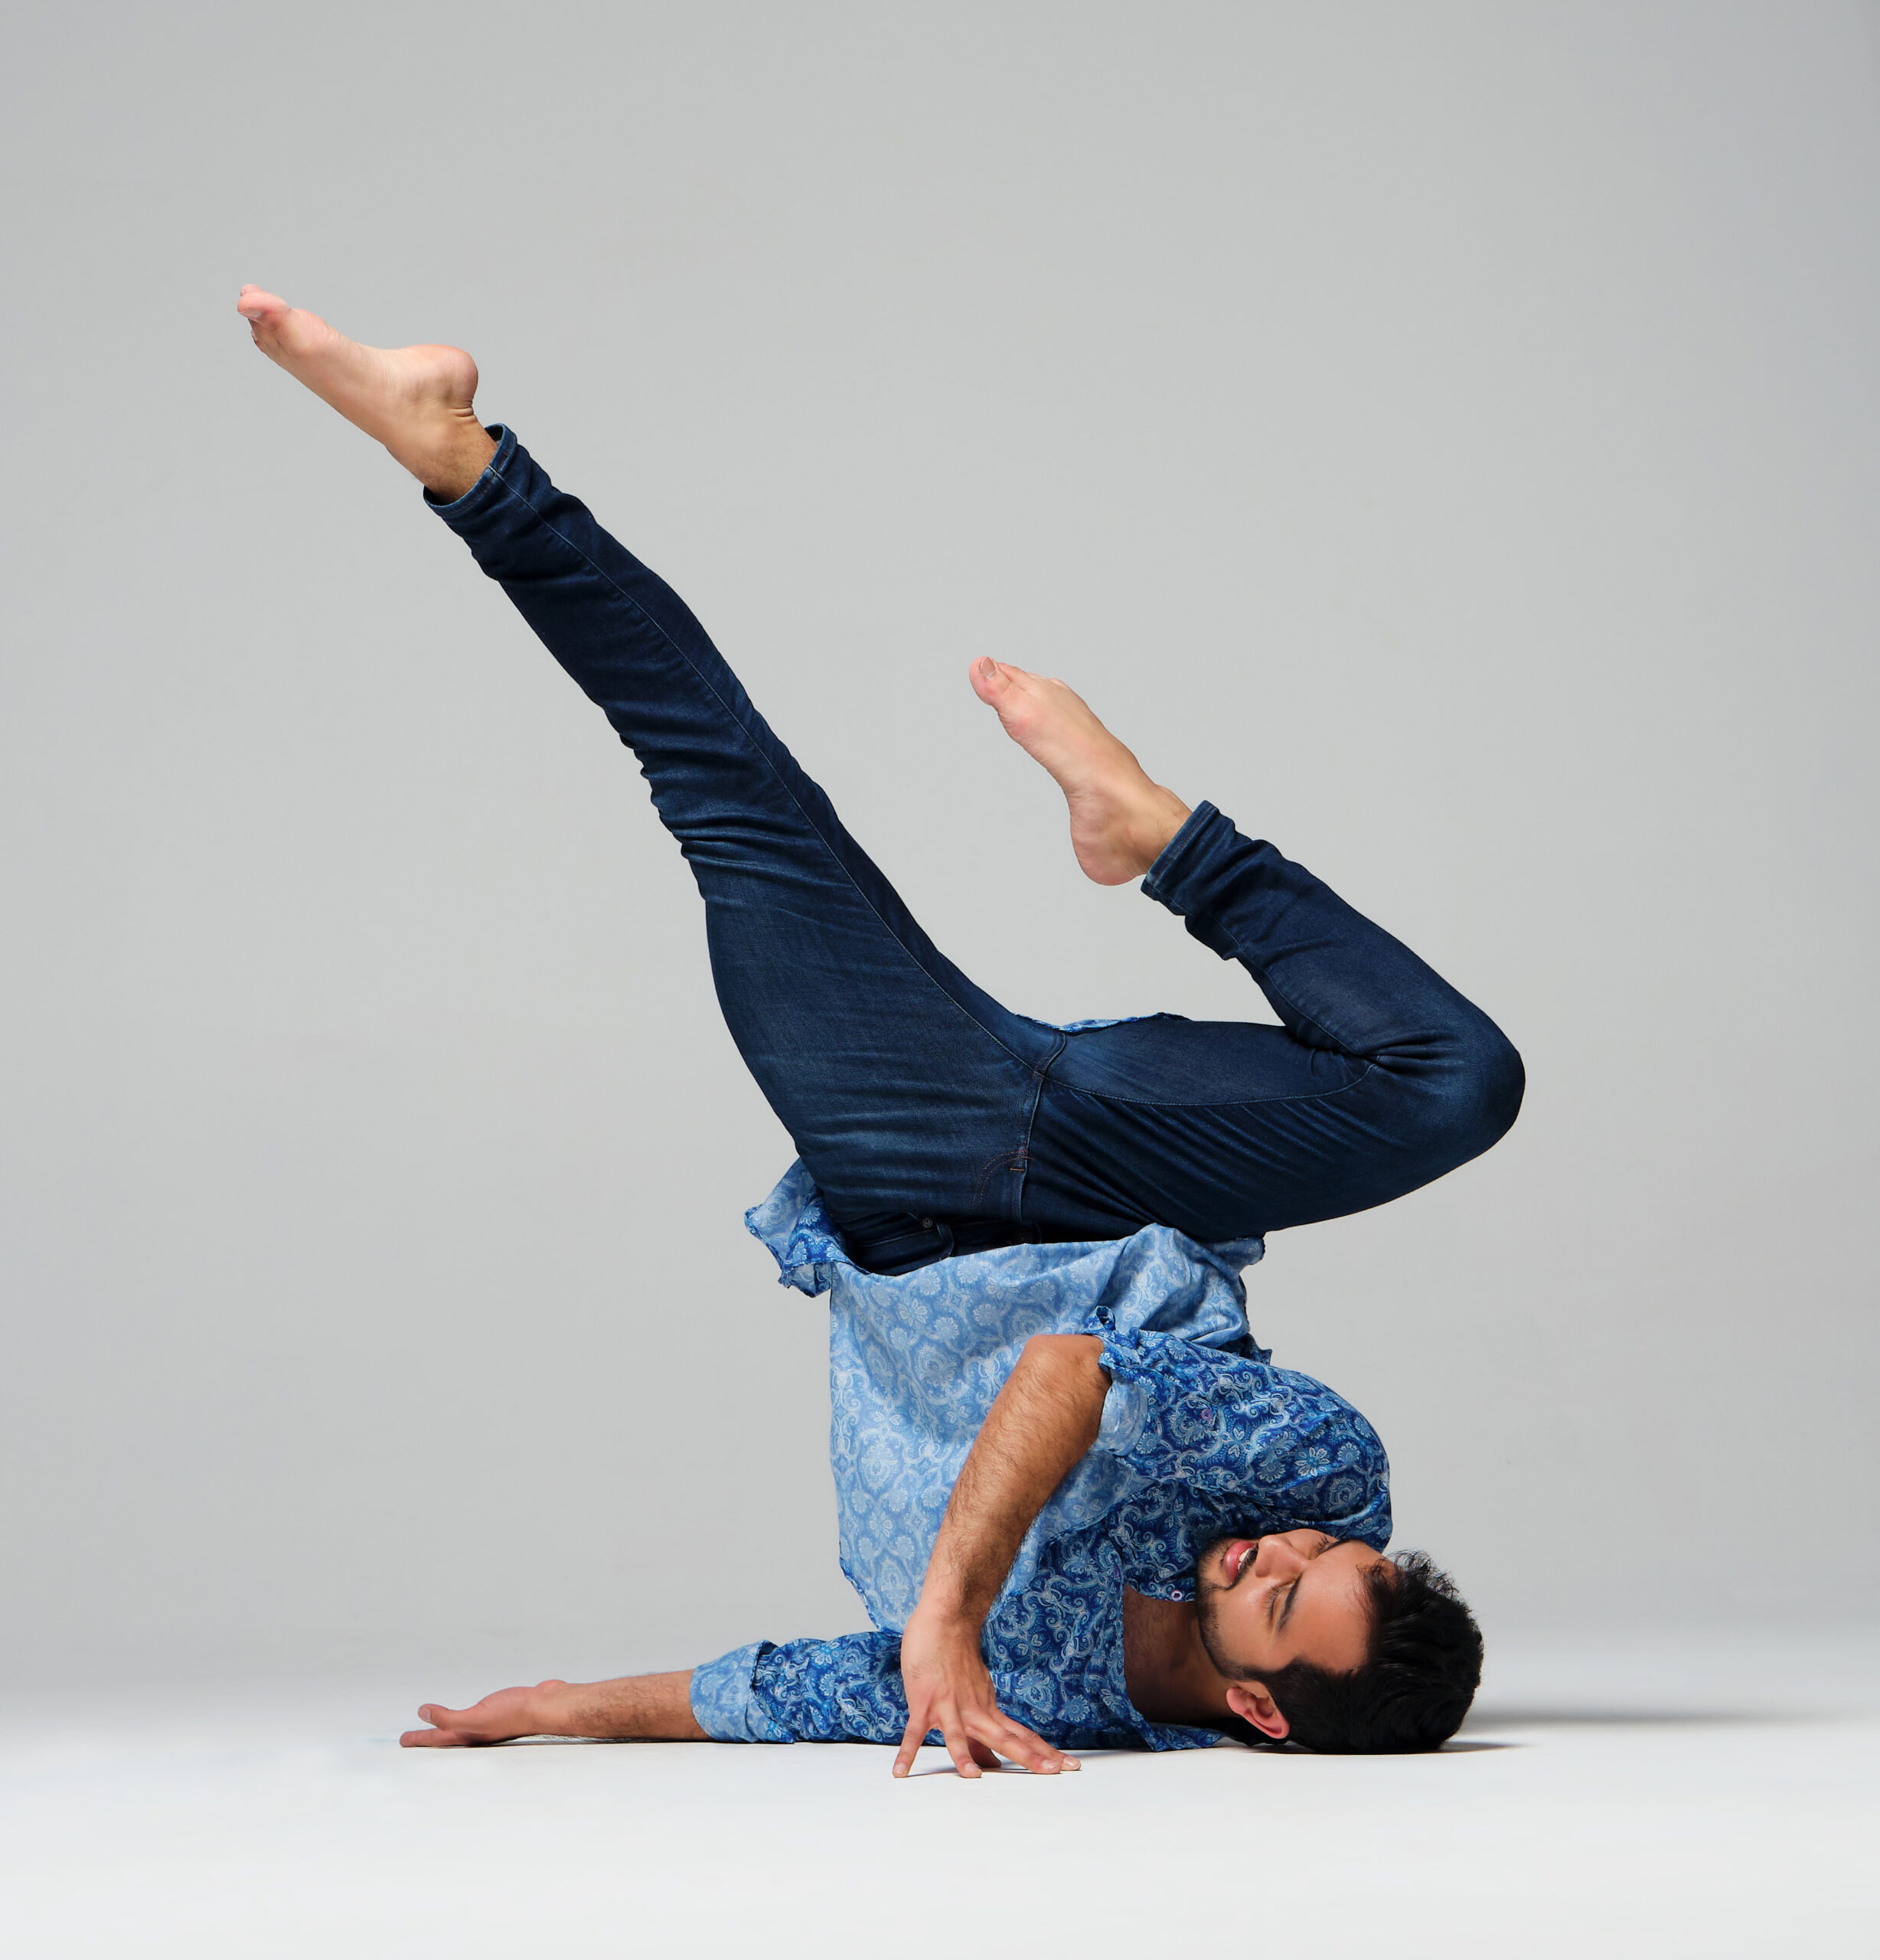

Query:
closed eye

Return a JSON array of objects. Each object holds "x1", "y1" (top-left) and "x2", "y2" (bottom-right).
[{"x1": 1276, "y1": 1576, "x2": 1302, "y2": 1634}]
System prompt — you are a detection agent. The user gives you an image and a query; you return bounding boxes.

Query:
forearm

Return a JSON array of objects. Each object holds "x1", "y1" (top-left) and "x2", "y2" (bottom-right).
[
  {"x1": 532, "y1": 1671, "x2": 709, "y2": 1741},
  {"x1": 917, "y1": 1333, "x2": 1108, "y2": 1626}
]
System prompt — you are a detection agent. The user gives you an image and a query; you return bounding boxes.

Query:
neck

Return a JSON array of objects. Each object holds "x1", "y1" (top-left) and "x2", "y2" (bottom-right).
[{"x1": 1121, "y1": 1589, "x2": 1239, "y2": 1727}]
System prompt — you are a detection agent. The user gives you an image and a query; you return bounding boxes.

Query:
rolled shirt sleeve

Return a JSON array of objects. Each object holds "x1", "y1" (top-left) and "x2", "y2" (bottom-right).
[
  {"x1": 1095, "y1": 1326, "x2": 1392, "y2": 1547},
  {"x1": 689, "y1": 1642, "x2": 796, "y2": 1742},
  {"x1": 690, "y1": 1632, "x2": 909, "y2": 1745}
]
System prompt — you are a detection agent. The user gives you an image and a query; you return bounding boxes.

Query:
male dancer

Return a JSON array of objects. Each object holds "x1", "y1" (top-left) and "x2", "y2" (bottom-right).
[{"x1": 235, "y1": 288, "x2": 1523, "y2": 1772}]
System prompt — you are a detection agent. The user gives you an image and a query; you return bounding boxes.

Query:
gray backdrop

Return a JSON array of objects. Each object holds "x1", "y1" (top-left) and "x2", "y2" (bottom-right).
[{"x1": 4, "y1": 1, "x2": 1876, "y2": 1691}]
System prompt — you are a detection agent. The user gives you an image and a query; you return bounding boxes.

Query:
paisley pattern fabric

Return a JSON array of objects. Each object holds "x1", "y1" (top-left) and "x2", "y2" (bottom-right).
[
  {"x1": 688, "y1": 1641, "x2": 795, "y2": 1743},
  {"x1": 689, "y1": 1161, "x2": 1392, "y2": 1750}
]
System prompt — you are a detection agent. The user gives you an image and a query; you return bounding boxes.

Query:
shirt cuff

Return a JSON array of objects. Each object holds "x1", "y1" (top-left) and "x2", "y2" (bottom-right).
[{"x1": 688, "y1": 1642, "x2": 796, "y2": 1743}]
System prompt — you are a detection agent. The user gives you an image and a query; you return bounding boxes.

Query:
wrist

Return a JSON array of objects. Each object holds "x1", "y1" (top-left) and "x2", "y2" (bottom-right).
[
  {"x1": 909, "y1": 1589, "x2": 991, "y2": 1635},
  {"x1": 527, "y1": 1680, "x2": 581, "y2": 1735}
]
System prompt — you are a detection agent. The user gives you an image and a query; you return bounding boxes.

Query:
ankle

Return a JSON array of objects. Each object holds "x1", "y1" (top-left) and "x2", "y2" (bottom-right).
[
  {"x1": 405, "y1": 419, "x2": 495, "y2": 501},
  {"x1": 1129, "y1": 786, "x2": 1190, "y2": 875}
]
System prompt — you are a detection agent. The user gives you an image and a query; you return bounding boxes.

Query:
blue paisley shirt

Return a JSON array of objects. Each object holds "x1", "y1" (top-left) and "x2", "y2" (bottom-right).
[{"x1": 689, "y1": 1160, "x2": 1392, "y2": 1753}]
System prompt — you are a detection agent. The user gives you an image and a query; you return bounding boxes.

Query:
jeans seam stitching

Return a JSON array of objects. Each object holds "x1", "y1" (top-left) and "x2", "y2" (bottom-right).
[
  {"x1": 1011, "y1": 1033, "x2": 1066, "y2": 1231},
  {"x1": 476, "y1": 470, "x2": 1039, "y2": 1073}
]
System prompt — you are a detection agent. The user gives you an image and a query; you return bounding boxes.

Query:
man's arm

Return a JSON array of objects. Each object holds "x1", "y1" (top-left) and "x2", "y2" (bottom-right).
[
  {"x1": 893, "y1": 1331, "x2": 1108, "y2": 1779},
  {"x1": 399, "y1": 1671, "x2": 708, "y2": 1746}
]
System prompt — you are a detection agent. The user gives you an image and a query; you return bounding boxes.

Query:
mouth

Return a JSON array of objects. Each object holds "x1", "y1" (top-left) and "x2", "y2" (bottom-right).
[{"x1": 1219, "y1": 1539, "x2": 1258, "y2": 1587}]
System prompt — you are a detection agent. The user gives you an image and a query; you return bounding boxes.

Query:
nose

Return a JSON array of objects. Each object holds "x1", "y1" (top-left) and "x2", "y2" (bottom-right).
[{"x1": 1251, "y1": 1533, "x2": 1314, "y2": 1579}]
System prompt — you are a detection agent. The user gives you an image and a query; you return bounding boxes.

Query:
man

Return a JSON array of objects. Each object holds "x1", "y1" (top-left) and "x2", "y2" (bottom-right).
[{"x1": 235, "y1": 286, "x2": 1523, "y2": 1772}]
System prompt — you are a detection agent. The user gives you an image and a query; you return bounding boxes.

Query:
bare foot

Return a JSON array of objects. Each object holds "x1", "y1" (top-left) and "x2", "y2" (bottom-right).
[
  {"x1": 235, "y1": 286, "x2": 496, "y2": 500},
  {"x1": 969, "y1": 659, "x2": 1191, "y2": 884}
]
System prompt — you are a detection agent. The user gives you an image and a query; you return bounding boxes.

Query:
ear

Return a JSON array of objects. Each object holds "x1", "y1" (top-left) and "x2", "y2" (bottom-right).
[{"x1": 1225, "y1": 1682, "x2": 1290, "y2": 1742}]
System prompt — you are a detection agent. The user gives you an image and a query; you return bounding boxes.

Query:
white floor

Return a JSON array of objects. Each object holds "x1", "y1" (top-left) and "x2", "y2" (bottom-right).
[{"x1": 5, "y1": 1630, "x2": 1875, "y2": 1959}]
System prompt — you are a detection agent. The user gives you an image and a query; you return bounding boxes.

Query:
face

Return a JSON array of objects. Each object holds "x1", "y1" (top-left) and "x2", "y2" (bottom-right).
[{"x1": 1195, "y1": 1530, "x2": 1387, "y2": 1693}]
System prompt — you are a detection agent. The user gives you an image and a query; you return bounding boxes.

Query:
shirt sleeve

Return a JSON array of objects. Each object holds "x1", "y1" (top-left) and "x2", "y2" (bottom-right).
[
  {"x1": 690, "y1": 1632, "x2": 909, "y2": 1744},
  {"x1": 1094, "y1": 1325, "x2": 1392, "y2": 1546}
]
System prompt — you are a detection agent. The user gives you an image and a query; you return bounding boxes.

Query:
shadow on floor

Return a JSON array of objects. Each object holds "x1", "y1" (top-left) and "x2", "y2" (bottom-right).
[{"x1": 1464, "y1": 1707, "x2": 1803, "y2": 1729}]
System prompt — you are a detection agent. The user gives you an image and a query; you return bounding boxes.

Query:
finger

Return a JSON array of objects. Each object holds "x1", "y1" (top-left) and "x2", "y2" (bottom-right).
[
  {"x1": 416, "y1": 1701, "x2": 514, "y2": 1745},
  {"x1": 986, "y1": 1714, "x2": 1077, "y2": 1775},
  {"x1": 416, "y1": 1703, "x2": 480, "y2": 1733},
  {"x1": 987, "y1": 1730, "x2": 1056, "y2": 1772},
  {"x1": 893, "y1": 1714, "x2": 930, "y2": 1779},
  {"x1": 968, "y1": 1739, "x2": 1000, "y2": 1771},
  {"x1": 400, "y1": 1726, "x2": 469, "y2": 1747},
  {"x1": 943, "y1": 1720, "x2": 983, "y2": 1780}
]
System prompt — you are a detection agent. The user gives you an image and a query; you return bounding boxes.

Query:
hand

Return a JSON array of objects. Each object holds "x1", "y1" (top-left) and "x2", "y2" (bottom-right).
[
  {"x1": 399, "y1": 1680, "x2": 567, "y2": 1747},
  {"x1": 893, "y1": 1607, "x2": 1079, "y2": 1779}
]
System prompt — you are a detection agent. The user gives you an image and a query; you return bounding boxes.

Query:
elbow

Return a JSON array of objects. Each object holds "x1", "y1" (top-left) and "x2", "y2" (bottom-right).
[
  {"x1": 1019, "y1": 1334, "x2": 1111, "y2": 1452},
  {"x1": 1021, "y1": 1332, "x2": 1108, "y2": 1377},
  {"x1": 1020, "y1": 1336, "x2": 1114, "y2": 1432}
]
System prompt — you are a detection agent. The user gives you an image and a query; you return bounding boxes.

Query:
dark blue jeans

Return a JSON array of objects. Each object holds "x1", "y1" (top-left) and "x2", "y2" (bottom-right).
[{"x1": 432, "y1": 429, "x2": 1523, "y2": 1272}]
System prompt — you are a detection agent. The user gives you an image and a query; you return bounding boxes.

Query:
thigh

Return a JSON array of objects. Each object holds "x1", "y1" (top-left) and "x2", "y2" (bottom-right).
[
  {"x1": 700, "y1": 854, "x2": 1056, "y2": 1226},
  {"x1": 439, "y1": 430, "x2": 1058, "y2": 1222},
  {"x1": 1024, "y1": 1012, "x2": 1517, "y2": 1241}
]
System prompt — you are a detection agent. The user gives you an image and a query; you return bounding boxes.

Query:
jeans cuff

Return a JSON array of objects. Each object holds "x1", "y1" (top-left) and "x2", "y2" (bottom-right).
[
  {"x1": 1141, "y1": 799, "x2": 1230, "y2": 914},
  {"x1": 423, "y1": 423, "x2": 520, "y2": 524}
]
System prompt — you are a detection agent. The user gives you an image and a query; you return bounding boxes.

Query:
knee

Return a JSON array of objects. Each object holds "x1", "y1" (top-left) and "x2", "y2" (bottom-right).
[
  {"x1": 1416, "y1": 1020, "x2": 1525, "y2": 1165},
  {"x1": 1478, "y1": 1027, "x2": 1526, "y2": 1146}
]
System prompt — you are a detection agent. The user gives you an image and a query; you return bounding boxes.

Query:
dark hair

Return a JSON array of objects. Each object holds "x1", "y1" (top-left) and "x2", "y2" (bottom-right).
[{"x1": 1244, "y1": 1550, "x2": 1483, "y2": 1754}]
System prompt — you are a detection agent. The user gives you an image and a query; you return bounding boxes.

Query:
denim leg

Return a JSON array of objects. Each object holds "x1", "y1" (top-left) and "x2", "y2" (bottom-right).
[
  {"x1": 428, "y1": 429, "x2": 1055, "y2": 1238},
  {"x1": 1026, "y1": 804, "x2": 1524, "y2": 1240}
]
